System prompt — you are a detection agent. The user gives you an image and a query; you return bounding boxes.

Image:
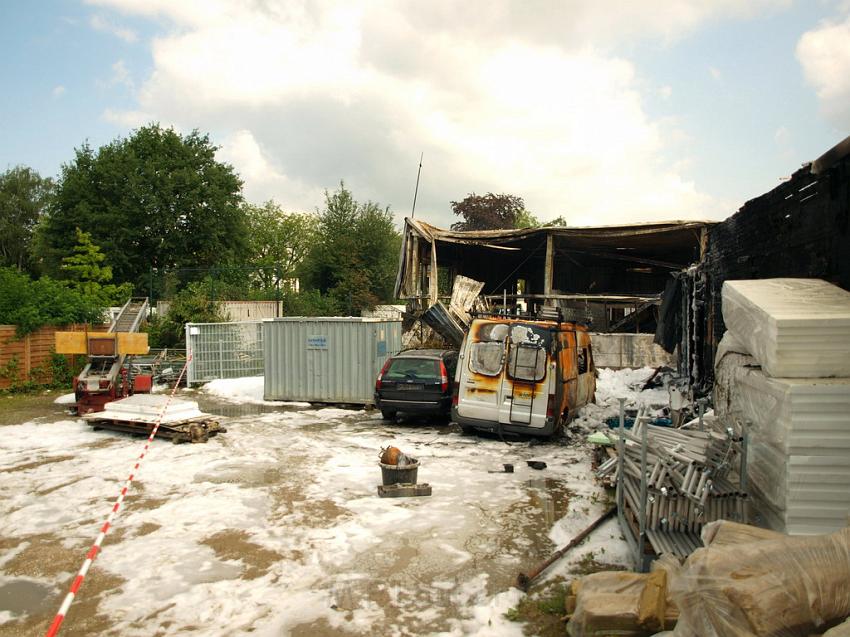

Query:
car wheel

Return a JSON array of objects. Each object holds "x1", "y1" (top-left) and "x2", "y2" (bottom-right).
[{"x1": 381, "y1": 409, "x2": 397, "y2": 421}]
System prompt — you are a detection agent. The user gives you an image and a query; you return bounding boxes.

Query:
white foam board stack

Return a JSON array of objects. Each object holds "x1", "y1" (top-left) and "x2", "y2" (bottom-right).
[
  {"x1": 714, "y1": 351, "x2": 850, "y2": 534},
  {"x1": 87, "y1": 394, "x2": 207, "y2": 424},
  {"x1": 721, "y1": 278, "x2": 850, "y2": 378}
]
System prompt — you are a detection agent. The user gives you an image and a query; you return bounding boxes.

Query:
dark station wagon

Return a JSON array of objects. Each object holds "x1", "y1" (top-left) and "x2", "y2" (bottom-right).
[{"x1": 374, "y1": 349, "x2": 458, "y2": 420}]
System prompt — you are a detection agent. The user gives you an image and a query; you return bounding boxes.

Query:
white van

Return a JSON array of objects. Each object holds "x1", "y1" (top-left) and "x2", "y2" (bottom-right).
[{"x1": 451, "y1": 317, "x2": 596, "y2": 437}]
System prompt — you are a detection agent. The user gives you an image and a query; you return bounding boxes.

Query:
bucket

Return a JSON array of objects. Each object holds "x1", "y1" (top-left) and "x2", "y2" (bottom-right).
[{"x1": 380, "y1": 461, "x2": 419, "y2": 486}]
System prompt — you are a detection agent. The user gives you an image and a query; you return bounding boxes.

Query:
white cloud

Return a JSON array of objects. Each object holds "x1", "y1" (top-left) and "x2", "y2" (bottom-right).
[
  {"x1": 89, "y1": 14, "x2": 138, "y2": 42},
  {"x1": 52, "y1": 85, "x2": 66, "y2": 98},
  {"x1": 797, "y1": 13, "x2": 850, "y2": 129},
  {"x1": 110, "y1": 59, "x2": 133, "y2": 88},
  {"x1": 659, "y1": 85, "x2": 673, "y2": 99},
  {"x1": 89, "y1": 1, "x2": 790, "y2": 226},
  {"x1": 708, "y1": 66, "x2": 722, "y2": 80},
  {"x1": 102, "y1": 108, "x2": 152, "y2": 128},
  {"x1": 216, "y1": 130, "x2": 325, "y2": 210}
]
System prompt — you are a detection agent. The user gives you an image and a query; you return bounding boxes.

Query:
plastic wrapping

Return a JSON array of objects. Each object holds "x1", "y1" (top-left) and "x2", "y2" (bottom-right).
[
  {"x1": 567, "y1": 571, "x2": 667, "y2": 637},
  {"x1": 721, "y1": 278, "x2": 850, "y2": 378},
  {"x1": 823, "y1": 617, "x2": 850, "y2": 637},
  {"x1": 670, "y1": 523, "x2": 850, "y2": 637},
  {"x1": 714, "y1": 349, "x2": 850, "y2": 534}
]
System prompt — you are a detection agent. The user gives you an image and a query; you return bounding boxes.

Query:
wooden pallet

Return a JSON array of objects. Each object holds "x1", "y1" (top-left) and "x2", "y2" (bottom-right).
[{"x1": 377, "y1": 483, "x2": 432, "y2": 498}]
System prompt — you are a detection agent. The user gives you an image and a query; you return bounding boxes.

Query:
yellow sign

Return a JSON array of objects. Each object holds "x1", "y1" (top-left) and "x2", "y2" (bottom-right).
[{"x1": 55, "y1": 332, "x2": 149, "y2": 356}]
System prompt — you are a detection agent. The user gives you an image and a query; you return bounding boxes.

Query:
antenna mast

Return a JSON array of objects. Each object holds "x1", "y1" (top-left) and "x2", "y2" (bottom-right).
[{"x1": 411, "y1": 152, "x2": 423, "y2": 218}]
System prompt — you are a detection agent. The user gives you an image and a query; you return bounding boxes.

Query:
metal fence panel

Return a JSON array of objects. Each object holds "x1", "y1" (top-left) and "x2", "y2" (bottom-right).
[
  {"x1": 186, "y1": 321, "x2": 264, "y2": 385},
  {"x1": 263, "y1": 317, "x2": 402, "y2": 404}
]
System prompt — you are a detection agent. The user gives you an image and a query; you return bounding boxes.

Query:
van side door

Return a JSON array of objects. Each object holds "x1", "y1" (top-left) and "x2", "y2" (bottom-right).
[
  {"x1": 575, "y1": 331, "x2": 595, "y2": 407},
  {"x1": 559, "y1": 331, "x2": 579, "y2": 417}
]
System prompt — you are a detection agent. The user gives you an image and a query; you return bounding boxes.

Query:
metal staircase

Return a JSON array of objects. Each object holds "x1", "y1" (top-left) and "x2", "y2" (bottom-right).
[{"x1": 109, "y1": 297, "x2": 149, "y2": 333}]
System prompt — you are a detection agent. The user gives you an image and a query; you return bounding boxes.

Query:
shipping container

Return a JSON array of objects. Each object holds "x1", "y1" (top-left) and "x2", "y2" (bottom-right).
[{"x1": 263, "y1": 317, "x2": 402, "y2": 404}]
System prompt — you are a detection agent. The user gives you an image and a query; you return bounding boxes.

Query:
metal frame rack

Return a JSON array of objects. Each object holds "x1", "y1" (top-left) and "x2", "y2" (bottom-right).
[{"x1": 606, "y1": 399, "x2": 749, "y2": 571}]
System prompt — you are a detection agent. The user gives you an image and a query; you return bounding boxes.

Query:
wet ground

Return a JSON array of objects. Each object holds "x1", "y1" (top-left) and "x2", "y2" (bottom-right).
[{"x1": 0, "y1": 389, "x2": 629, "y2": 636}]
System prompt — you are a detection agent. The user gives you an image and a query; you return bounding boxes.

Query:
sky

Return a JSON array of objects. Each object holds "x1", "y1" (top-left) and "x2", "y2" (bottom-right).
[{"x1": 1, "y1": 0, "x2": 849, "y2": 229}]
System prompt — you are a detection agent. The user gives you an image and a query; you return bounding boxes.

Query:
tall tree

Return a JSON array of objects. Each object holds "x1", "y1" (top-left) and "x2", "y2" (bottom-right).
[
  {"x1": 302, "y1": 183, "x2": 401, "y2": 314},
  {"x1": 0, "y1": 166, "x2": 53, "y2": 273},
  {"x1": 38, "y1": 124, "x2": 247, "y2": 291},
  {"x1": 243, "y1": 201, "x2": 317, "y2": 290},
  {"x1": 450, "y1": 192, "x2": 526, "y2": 231},
  {"x1": 60, "y1": 227, "x2": 132, "y2": 306}
]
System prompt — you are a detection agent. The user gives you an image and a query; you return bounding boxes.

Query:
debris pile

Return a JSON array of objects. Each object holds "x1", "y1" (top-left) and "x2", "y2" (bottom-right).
[
  {"x1": 598, "y1": 409, "x2": 747, "y2": 561},
  {"x1": 421, "y1": 275, "x2": 485, "y2": 346},
  {"x1": 379, "y1": 445, "x2": 416, "y2": 467}
]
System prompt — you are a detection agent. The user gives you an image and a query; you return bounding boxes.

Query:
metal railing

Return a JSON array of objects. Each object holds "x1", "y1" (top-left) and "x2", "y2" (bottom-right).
[{"x1": 185, "y1": 321, "x2": 264, "y2": 385}]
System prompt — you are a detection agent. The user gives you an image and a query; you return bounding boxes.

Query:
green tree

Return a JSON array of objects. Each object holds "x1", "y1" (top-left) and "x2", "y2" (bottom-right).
[
  {"x1": 38, "y1": 124, "x2": 247, "y2": 291},
  {"x1": 0, "y1": 267, "x2": 105, "y2": 335},
  {"x1": 243, "y1": 201, "x2": 317, "y2": 290},
  {"x1": 514, "y1": 209, "x2": 541, "y2": 228},
  {"x1": 545, "y1": 215, "x2": 568, "y2": 227},
  {"x1": 60, "y1": 228, "x2": 133, "y2": 306},
  {"x1": 0, "y1": 166, "x2": 53, "y2": 273},
  {"x1": 146, "y1": 279, "x2": 225, "y2": 348},
  {"x1": 302, "y1": 183, "x2": 401, "y2": 315},
  {"x1": 450, "y1": 192, "x2": 526, "y2": 231}
]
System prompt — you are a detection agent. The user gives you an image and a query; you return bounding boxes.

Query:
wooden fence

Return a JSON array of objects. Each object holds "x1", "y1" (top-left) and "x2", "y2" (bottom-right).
[{"x1": 0, "y1": 324, "x2": 108, "y2": 390}]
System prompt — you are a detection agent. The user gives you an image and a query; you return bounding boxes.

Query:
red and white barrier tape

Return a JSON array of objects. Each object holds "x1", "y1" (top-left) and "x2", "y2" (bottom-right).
[{"x1": 45, "y1": 356, "x2": 192, "y2": 637}]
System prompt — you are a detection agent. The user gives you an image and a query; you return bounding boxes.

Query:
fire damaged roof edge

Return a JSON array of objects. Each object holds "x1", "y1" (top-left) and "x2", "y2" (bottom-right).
[
  {"x1": 403, "y1": 217, "x2": 716, "y2": 243},
  {"x1": 810, "y1": 133, "x2": 850, "y2": 175}
]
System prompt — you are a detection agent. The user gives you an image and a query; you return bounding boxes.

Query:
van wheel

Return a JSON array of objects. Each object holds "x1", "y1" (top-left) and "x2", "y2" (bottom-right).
[{"x1": 381, "y1": 409, "x2": 397, "y2": 421}]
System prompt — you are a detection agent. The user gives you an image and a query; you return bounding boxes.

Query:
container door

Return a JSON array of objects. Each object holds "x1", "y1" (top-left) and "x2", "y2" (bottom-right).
[{"x1": 457, "y1": 339, "x2": 505, "y2": 421}]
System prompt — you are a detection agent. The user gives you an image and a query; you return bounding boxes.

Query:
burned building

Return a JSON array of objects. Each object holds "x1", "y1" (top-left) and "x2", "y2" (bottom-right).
[
  {"x1": 394, "y1": 219, "x2": 713, "y2": 333},
  {"x1": 667, "y1": 134, "x2": 850, "y2": 392}
]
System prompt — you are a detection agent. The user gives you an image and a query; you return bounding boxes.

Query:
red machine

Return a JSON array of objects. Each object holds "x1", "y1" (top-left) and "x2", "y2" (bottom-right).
[{"x1": 56, "y1": 297, "x2": 154, "y2": 415}]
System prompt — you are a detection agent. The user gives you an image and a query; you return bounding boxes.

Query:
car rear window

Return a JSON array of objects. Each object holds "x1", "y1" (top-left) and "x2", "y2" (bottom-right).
[{"x1": 385, "y1": 358, "x2": 441, "y2": 381}]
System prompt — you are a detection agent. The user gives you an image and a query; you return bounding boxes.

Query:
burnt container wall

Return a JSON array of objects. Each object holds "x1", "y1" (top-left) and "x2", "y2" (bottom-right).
[
  {"x1": 700, "y1": 154, "x2": 850, "y2": 386},
  {"x1": 263, "y1": 318, "x2": 403, "y2": 404}
]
